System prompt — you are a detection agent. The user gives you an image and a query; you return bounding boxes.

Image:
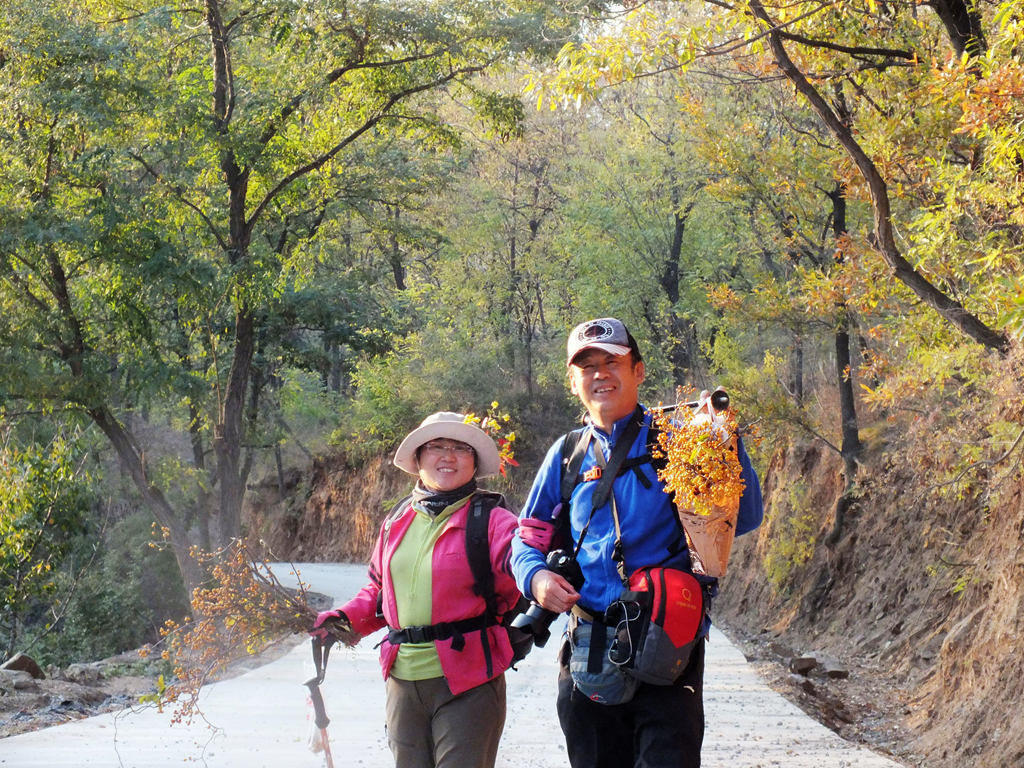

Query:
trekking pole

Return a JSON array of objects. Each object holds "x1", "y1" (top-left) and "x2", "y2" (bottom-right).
[{"x1": 305, "y1": 636, "x2": 337, "y2": 768}]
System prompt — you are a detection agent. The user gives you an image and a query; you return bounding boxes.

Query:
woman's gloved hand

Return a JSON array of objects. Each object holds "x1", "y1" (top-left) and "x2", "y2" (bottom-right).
[{"x1": 310, "y1": 609, "x2": 358, "y2": 646}]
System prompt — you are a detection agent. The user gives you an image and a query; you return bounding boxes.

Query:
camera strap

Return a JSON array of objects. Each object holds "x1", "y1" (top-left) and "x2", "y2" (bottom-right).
[{"x1": 572, "y1": 428, "x2": 635, "y2": 676}]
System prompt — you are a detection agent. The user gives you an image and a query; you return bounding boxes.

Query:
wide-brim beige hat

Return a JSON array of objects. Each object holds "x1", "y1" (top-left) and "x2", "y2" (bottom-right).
[{"x1": 393, "y1": 411, "x2": 502, "y2": 477}]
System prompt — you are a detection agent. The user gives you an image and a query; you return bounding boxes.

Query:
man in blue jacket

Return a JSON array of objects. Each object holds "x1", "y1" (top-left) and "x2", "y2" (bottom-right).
[{"x1": 511, "y1": 317, "x2": 763, "y2": 768}]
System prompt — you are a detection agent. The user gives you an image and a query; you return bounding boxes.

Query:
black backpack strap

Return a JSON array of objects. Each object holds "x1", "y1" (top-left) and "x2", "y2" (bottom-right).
[
  {"x1": 572, "y1": 408, "x2": 644, "y2": 556},
  {"x1": 383, "y1": 494, "x2": 413, "y2": 534},
  {"x1": 549, "y1": 428, "x2": 591, "y2": 553},
  {"x1": 464, "y1": 491, "x2": 510, "y2": 678},
  {"x1": 559, "y1": 428, "x2": 591, "y2": 506},
  {"x1": 588, "y1": 407, "x2": 643, "y2": 510},
  {"x1": 466, "y1": 493, "x2": 504, "y2": 622},
  {"x1": 561, "y1": 412, "x2": 656, "y2": 499},
  {"x1": 616, "y1": 419, "x2": 666, "y2": 488},
  {"x1": 554, "y1": 412, "x2": 689, "y2": 577},
  {"x1": 554, "y1": 409, "x2": 644, "y2": 556}
]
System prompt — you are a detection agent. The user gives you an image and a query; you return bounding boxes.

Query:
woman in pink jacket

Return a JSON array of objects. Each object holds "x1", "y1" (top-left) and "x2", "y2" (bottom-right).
[{"x1": 312, "y1": 412, "x2": 523, "y2": 768}]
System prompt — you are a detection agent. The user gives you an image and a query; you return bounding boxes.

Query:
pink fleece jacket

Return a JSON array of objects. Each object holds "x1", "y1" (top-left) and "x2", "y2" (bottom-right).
[{"x1": 339, "y1": 497, "x2": 521, "y2": 695}]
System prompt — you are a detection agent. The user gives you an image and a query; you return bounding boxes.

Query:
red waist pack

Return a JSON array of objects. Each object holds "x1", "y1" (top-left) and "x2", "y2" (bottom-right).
[{"x1": 606, "y1": 567, "x2": 705, "y2": 686}]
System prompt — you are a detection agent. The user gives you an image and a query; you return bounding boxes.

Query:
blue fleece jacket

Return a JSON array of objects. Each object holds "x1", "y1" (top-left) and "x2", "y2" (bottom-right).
[{"x1": 511, "y1": 406, "x2": 763, "y2": 616}]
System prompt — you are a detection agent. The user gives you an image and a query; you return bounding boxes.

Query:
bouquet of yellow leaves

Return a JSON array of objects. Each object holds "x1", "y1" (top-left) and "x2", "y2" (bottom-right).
[{"x1": 650, "y1": 388, "x2": 745, "y2": 578}]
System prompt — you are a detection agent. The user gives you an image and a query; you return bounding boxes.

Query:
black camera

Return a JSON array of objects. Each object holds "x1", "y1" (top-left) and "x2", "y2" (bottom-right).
[{"x1": 510, "y1": 549, "x2": 585, "y2": 648}]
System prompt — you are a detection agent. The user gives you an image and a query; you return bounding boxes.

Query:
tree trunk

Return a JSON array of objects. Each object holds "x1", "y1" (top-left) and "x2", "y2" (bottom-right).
[
  {"x1": 927, "y1": 0, "x2": 987, "y2": 58},
  {"x1": 275, "y1": 445, "x2": 286, "y2": 499},
  {"x1": 389, "y1": 205, "x2": 407, "y2": 290},
  {"x1": 524, "y1": 332, "x2": 535, "y2": 399},
  {"x1": 205, "y1": 1, "x2": 255, "y2": 546},
  {"x1": 661, "y1": 200, "x2": 701, "y2": 384},
  {"x1": 188, "y1": 403, "x2": 213, "y2": 553},
  {"x1": 215, "y1": 307, "x2": 255, "y2": 545},
  {"x1": 826, "y1": 186, "x2": 862, "y2": 546},
  {"x1": 831, "y1": 185, "x2": 862, "y2": 462},
  {"x1": 836, "y1": 324, "x2": 862, "y2": 464},
  {"x1": 88, "y1": 406, "x2": 204, "y2": 596},
  {"x1": 789, "y1": 339, "x2": 804, "y2": 404}
]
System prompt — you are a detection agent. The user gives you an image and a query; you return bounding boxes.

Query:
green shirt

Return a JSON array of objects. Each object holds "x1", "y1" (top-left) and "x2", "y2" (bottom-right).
[{"x1": 388, "y1": 495, "x2": 471, "y2": 681}]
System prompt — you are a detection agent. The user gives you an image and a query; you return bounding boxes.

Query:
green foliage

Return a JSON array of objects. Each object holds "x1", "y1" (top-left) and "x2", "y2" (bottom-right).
[
  {"x1": 33, "y1": 513, "x2": 189, "y2": 667},
  {"x1": 338, "y1": 351, "x2": 428, "y2": 457},
  {"x1": 950, "y1": 567, "x2": 976, "y2": 599},
  {"x1": 337, "y1": 324, "x2": 539, "y2": 458},
  {"x1": 279, "y1": 369, "x2": 344, "y2": 431},
  {"x1": 998, "y1": 275, "x2": 1024, "y2": 343},
  {"x1": 468, "y1": 88, "x2": 528, "y2": 141},
  {"x1": 0, "y1": 433, "x2": 94, "y2": 656},
  {"x1": 763, "y1": 480, "x2": 817, "y2": 593}
]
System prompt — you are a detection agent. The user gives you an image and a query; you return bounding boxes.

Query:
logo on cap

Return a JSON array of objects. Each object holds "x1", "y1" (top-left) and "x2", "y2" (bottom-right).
[{"x1": 576, "y1": 320, "x2": 616, "y2": 343}]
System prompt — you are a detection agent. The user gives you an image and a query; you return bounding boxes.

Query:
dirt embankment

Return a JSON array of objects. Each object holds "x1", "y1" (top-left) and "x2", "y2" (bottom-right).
[
  {"x1": 245, "y1": 452, "x2": 412, "y2": 565},
  {"x1": 246, "y1": 426, "x2": 1024, "y2": 768},
  {"x1": 717, "y1": 437, "x2": 1024, "y2": 768}
]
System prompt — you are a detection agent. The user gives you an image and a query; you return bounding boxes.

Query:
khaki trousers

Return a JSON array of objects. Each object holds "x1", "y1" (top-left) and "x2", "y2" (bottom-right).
[{"x1": 384, "y1": 675, "x2": 506, "y2": 768}]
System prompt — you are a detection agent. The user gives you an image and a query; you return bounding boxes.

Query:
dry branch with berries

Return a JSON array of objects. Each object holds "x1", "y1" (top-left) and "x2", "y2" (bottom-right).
[{"x1": 144, "y1": 536, "x2": 321, "y2": 724}]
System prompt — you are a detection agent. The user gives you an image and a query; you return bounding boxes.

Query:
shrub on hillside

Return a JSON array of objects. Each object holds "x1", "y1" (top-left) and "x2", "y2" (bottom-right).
[{"x1": 34, "y1": 513, "x2": 189, "y2": 667}]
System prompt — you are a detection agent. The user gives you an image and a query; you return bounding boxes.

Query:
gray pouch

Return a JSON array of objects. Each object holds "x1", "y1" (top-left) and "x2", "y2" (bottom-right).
[{"x1": 567, "y1": 618, "x2": 638, "y2": 706}]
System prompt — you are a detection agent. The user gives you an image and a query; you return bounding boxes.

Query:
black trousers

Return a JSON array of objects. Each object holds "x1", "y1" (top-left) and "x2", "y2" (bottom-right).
[{"x1": 556, "y1": 636, "x2": 706, "y2": 768}]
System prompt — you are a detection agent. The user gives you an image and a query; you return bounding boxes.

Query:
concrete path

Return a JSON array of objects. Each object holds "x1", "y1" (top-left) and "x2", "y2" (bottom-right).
[{"x1": 0, "y1": 563, "x2": 905, "y2": 768}]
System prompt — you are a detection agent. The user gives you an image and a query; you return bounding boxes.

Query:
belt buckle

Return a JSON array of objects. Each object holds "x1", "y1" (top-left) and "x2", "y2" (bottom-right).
[
  {"x1": 582, "y1": 467, "x2": 602, "y2": 482},
  {"x1": 406, "y1": 627, "x2": 428, "y2": 643}
]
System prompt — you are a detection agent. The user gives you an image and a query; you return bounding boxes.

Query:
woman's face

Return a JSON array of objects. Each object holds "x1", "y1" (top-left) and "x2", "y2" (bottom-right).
[{"x1": 416, "y1": 438, "x2": 477, "y2": 492}]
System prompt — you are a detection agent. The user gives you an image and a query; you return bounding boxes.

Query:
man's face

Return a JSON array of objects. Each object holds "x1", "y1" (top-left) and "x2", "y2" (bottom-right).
[{"x1": 568, "y1": 349, "x2": 645, "y2": 430}]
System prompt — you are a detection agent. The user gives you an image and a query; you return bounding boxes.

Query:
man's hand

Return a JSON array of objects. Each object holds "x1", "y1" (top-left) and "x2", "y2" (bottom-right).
[{"x1": 530, "y1": 569, "x2": 580, "y2": 614}]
